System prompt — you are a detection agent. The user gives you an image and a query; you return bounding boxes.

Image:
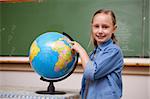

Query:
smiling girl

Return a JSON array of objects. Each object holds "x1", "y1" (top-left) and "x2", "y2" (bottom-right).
[{"x1": 71, "y1": 9, "x2": 124, "y2": 99}]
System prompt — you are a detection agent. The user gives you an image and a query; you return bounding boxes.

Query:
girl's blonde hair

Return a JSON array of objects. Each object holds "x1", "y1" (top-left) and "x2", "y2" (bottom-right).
[{"x1": 89, "y1": 9, "x2": 118, "y2": 47}]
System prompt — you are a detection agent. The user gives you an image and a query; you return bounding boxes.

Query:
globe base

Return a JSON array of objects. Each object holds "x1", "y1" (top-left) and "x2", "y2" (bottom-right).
[
  {"x1": 35, "y1": 77, "x2": 66, "y2": 95},
  {"x1": 36, "y1": 90, "x2": 66, "y2": 95}
]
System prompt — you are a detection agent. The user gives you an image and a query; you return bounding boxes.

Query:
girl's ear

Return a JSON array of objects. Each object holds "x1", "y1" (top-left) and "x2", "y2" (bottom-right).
[{"x1": 113, "y1": 25, "x2": 117, "y2": 33}]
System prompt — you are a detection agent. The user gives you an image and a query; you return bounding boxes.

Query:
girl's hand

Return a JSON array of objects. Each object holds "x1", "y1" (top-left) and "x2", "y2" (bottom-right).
[
  {"x1": 70, "y1": 41, "x2": 83, "y2": 53},
  {"x1": 70, "y1": 41, "x2": 90, "y2": 69}
]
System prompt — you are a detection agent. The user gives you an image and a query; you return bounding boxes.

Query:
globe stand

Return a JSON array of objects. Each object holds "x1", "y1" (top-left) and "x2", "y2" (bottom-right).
[{"x1": 35, "y1": 77, "x2": 66, "y2": 94}]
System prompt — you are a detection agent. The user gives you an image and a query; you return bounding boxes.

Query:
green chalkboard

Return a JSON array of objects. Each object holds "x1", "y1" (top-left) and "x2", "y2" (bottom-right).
[{"x1": 0, "y1": 0, "x2": 149, "y2": 57}]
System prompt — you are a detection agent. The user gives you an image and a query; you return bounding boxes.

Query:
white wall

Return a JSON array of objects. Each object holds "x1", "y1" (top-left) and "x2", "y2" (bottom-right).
[
  {"x1": 122, "y1": 75, "x2": 150, "y2": 99},
  {"x1": 0, "y1": 71, "x2": 82, "y2": 91},
  {"x1": 0, "y1": 71, "x2": 150, "y2": 99}
]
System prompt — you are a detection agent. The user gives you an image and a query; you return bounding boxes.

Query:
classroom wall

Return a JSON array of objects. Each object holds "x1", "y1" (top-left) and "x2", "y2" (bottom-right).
[{"x1": 0, "y1": 71, "x2": 149, "y2": 99}]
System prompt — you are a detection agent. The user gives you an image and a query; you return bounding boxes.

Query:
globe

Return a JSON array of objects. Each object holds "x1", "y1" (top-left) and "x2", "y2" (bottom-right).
[{"x1": 29, "y1": 32, "x2": 78, "y2": 82}]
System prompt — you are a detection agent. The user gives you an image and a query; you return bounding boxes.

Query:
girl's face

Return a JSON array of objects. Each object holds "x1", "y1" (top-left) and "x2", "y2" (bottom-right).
[{"x1": 92, "y1": 13, "x2": 117, "y2": 45}]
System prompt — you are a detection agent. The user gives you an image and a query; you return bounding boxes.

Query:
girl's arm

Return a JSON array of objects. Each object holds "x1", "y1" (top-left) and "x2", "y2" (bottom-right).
[{"x1": 71, "y1": 41, "x2": 90, "y2": 69}]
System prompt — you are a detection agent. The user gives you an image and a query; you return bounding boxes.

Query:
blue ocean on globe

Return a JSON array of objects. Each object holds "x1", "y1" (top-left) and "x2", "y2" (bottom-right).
[{"x1": 29, "y1": 32, "x2": 78, "y2": 81}]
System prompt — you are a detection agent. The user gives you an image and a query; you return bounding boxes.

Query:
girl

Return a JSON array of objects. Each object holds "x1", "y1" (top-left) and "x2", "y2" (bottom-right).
[{"x1": 71, "y1": 9, "x2": 124, "y2": 99}]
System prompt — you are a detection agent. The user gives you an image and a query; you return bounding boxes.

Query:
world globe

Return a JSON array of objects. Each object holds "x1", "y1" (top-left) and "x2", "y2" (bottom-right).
[{"x1": 29, "y1": 32, "x2": 78, "y2": 82}]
